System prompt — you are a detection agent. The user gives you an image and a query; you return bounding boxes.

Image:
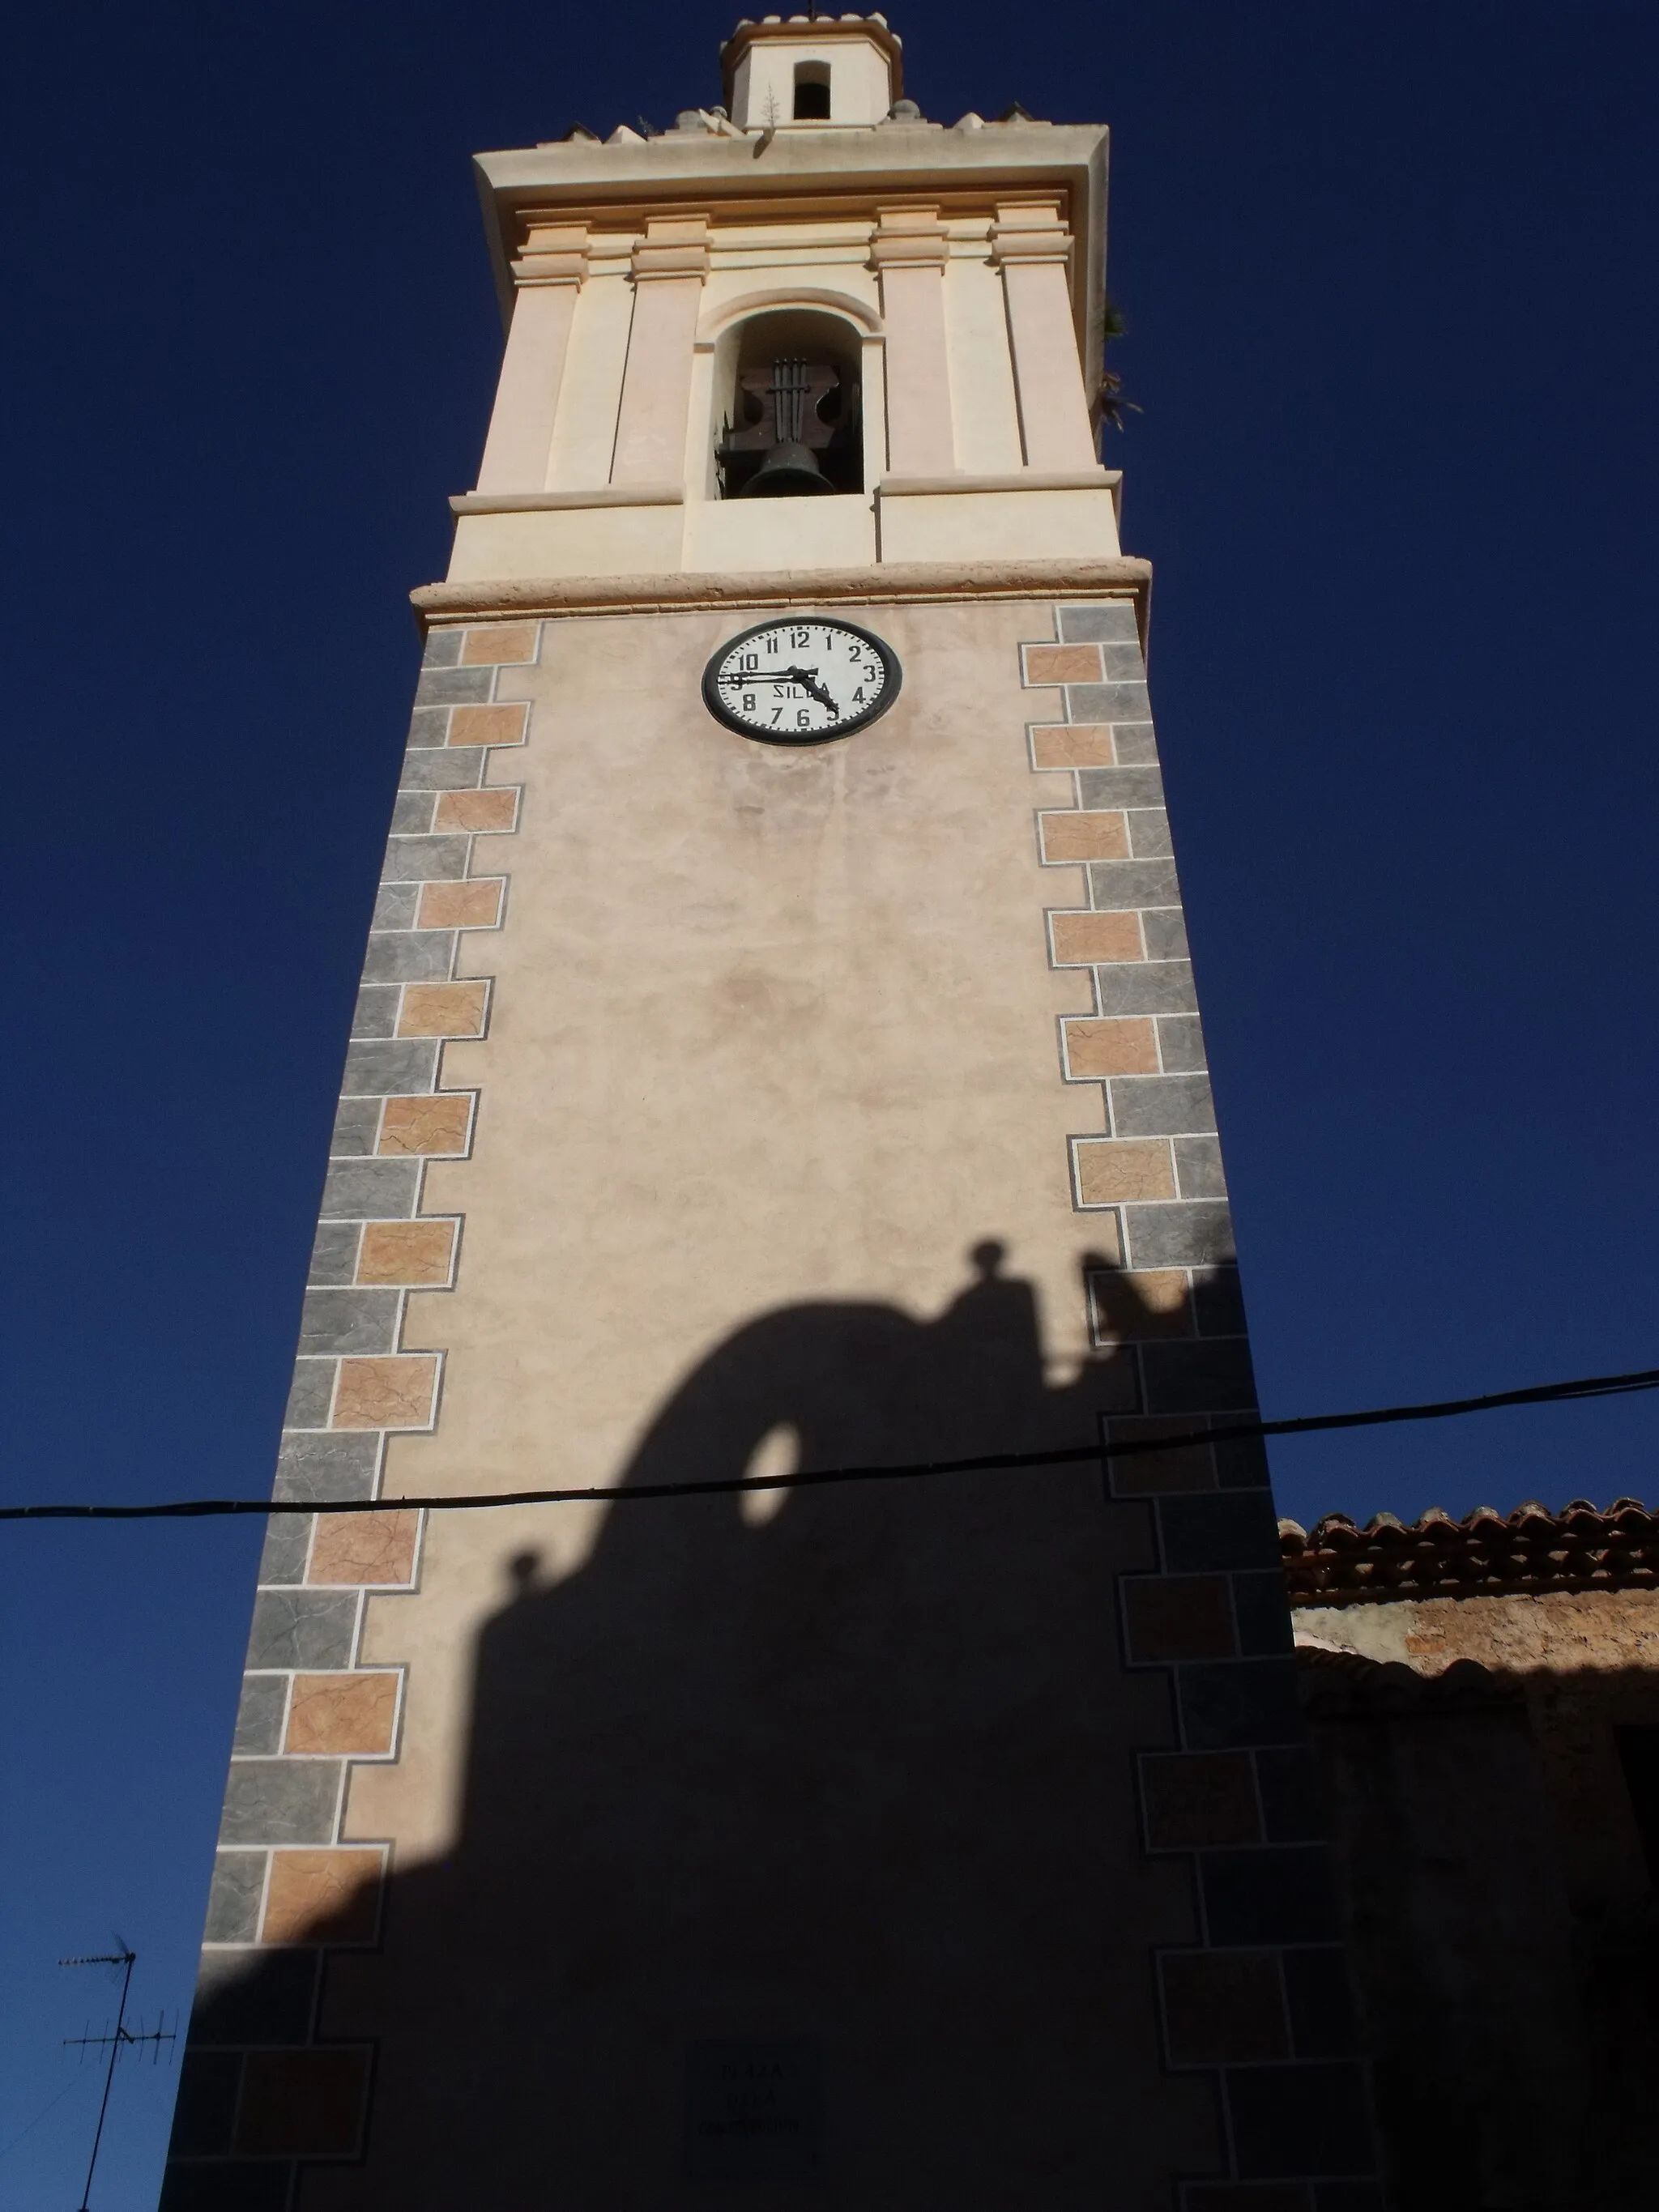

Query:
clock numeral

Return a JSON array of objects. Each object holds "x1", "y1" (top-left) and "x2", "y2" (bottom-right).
[
  {"x1": 790, "y1": 626, "x2": 810, "y2": 648},
  {"x1": 743, "y1": 694, "x2": 756, "y2": 713},
  {"x1": 797, "y1": 709, "x2": 812, "y2": 728}
]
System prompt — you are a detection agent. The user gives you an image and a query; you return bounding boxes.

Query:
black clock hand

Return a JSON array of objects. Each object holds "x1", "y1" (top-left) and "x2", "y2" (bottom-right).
[
  {"x1": 719, "y1": 665, "x2": 840, "y2": 713},
  {"x1": 789, "y1": 669, "x2": 838, "y2": 712}
]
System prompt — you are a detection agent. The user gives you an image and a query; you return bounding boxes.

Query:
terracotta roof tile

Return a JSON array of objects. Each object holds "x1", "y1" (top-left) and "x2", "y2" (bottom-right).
[
  {"x1": 1279, "y1": 1498, "x2": 1658, "y2": 1608},
  {"x1": 1296, "y1": 1649, "x2": 1523, "y2": 1715}
]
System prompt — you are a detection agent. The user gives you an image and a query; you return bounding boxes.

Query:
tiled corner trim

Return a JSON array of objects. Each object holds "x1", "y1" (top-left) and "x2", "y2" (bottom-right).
[
  {"x1": 1022, "y1": 606, "x2": 1383, "y2": 2210},
  {"x1": 162, "y1": 619, "x2": 537, "y2": 2207}
]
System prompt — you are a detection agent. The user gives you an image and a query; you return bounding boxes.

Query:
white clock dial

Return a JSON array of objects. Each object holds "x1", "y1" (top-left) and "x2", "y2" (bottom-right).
[{"x1": 702, "y1": 617, "x2": 902, "y2": 744}]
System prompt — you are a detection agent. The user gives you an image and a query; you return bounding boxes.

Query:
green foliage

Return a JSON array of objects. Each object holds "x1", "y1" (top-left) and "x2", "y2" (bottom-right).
[{"x1": 1099, "y1": 296, "x2": 1139, "y2": 433}]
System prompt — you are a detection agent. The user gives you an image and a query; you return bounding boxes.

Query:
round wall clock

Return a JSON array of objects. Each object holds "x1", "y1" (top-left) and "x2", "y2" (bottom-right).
[{"x1": 702, "y1": 616, "x2": 902, "y2": 744}]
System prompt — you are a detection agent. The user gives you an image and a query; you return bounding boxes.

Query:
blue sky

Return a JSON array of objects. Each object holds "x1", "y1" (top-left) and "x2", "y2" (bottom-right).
[{"x1": 2, "y1": 2, "x2": 1655, "y2": 2203}]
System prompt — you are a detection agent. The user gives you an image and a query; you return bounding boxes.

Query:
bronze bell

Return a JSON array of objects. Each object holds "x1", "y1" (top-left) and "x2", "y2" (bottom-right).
[
  {"x1": 743, "y1": 439, "x2": 833, "y2": 497},
  {"x1": 727, "y1": 357, "x2": 840, "y2": 497}
]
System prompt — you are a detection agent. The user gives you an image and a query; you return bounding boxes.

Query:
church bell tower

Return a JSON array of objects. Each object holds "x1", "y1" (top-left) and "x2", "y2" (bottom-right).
[{"x1": 164, "y1": 17, "x2": 1380, "y2": 2210}]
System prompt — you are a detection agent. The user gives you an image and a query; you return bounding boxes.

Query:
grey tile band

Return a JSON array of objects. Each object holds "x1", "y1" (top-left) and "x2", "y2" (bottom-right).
[
  {"x1": 168, "y1": 620, "x2": 534, "y2": 2196},
  {"x1": 1034, "y1": 603, "x2": 1378, "y2": 2195}
]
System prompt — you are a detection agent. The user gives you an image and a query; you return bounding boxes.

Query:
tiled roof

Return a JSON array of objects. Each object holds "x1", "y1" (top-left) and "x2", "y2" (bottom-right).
[
  {"x1": 1295, "y1": 1647, "x2": 1523, "y2": 1715},
  {"x1": 1279, "y1": 1498, "x2": 1659, "y2": 1608}
]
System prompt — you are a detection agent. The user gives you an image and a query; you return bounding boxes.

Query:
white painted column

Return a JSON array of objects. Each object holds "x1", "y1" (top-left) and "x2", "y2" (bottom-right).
[
  {"x1": 610, "y1": 218, "x2": 711, "y2": 488},
  {"x1": 474, "y1": 225, "x2": 590, "y2": 494},
  {"x1": 992, "y1": 202, "x2": 1098, "y2": 471},
  {"x1": 870, "y1": 206, "x2": 956, "y2": 476}
]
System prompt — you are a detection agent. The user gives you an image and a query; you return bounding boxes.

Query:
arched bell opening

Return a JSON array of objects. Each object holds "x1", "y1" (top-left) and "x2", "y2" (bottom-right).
[{"x1": 715, "y1": 309, "x2": 863, "y2": 500}]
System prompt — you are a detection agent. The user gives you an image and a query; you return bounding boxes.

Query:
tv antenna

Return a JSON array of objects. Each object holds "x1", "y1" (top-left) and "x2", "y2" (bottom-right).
[{"x1": 59, "y1": 1943, "x2": 175, "y2": 2212}]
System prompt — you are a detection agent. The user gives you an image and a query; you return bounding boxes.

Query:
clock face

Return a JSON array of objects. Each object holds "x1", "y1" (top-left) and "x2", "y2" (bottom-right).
[{"x1": 702, "y1": 617, "x2": 902, "y2": 744}]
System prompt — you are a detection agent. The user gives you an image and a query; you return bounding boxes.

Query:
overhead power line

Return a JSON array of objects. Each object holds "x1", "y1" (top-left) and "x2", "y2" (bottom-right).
[{"x1": 2, "y1": 1365, "x2": 1655, "y2": 1525}]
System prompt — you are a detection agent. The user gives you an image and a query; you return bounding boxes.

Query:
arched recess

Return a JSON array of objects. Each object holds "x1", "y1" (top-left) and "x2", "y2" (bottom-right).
[{"x1": 693, "y1": 292, "x2": 886, "y2": 500}]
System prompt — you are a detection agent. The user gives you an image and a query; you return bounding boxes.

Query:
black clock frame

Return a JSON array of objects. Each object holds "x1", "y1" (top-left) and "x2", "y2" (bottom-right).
[{"x1": 702, "y1": 616, "x2": 902, "y2": 745}]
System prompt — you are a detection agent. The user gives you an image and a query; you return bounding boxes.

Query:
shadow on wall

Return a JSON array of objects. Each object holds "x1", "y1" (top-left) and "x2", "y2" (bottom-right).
[
  {"x1": 166, "y1": 1242, "x2": 1265, "y2": 2211},
  {"x1": 1303, "y1": 1649, "x2": 1659, "y2": 2212}
]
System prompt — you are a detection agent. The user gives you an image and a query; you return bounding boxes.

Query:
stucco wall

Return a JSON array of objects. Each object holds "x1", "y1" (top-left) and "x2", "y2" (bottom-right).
[
  {"x1": 327, "y1": 597, "x2": 1201, "y2": 2206},
  {"x1": 1300, "y1": 1588, "x2": 1659, "y2": 2207},
  {"x1": 164, "y1": 590, "x2": 1375, "y2": 2210}
]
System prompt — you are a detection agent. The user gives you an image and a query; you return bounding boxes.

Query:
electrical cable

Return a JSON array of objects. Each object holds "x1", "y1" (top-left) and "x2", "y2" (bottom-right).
[
  {"x1": 0, "y1": 2066, "x2": 96, "y2": 2168},
  {"x1": 2, "y1": 1364, "x2": 1655, "y2": 1524}
]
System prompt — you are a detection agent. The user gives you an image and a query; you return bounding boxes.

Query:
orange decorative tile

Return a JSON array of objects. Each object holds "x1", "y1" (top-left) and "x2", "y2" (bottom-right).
[
  {"x1": 1031, "y1": 723, "x2": 1115, "y2": 769},
  {"x1": 285, "y1": 1671, "x2": 399, "y2": 1756},
  {"x1": 1051, "y1": 910, "x2": 1143, "y2": 965},
  {"x1": 308, "y1": 1509, "x2": 420, "y2": 1587},
  {"x1": 397, "y1": 981, "x2": 488, "y2": 1038},
  {"x1": 377, "y1": 1093, "x2": 472, "y2": 1157},
  {"x1": 1104, "y1": 1414, "x2": 1217, "y2": 1494},
  {"x1": 331, "y1": 1354, "x2": 439, "y2": 1430},
  {"x1": 1090, "y1": 1268, "x2": 1195, "y2": 1342},
  {"x1": 1039, "y1": 811, "x2": 1129, "y2": 864},
  {"x1": 447, "y1": 702, "x2": 527, "y2": 748},
  {"x1": 418, "y1": 877, "x2": 504, "y2": 930},
  {"x1": 434, "y1": 786, "x2": 518, "y2": 833},
  {"x1": 1023, "y1": 642, "x2": 1104, "y2": 686},
  {"x1": 1122, "y1": 1576, "x2": 1235, "y2": 1662},
  {"x1": 261, "y1": 1849, "x2": 385, "y2": 1944},
  {"x1": 1074, "y1": 1138, "x2": 1175, "y2": 1204},
  {"x1": 356, "y1": 1219, "x2": 455, "y2": 1286},
  {"x1": 459, "y1": 620, "x2": 538, "y2": 666},
  {"x1": 1062, "y1": 1016, "x2": 1159, "y2": 1077},
  {"x1": 235, "y1": 2048, "x2": 371, "y2": 2157},
  {"x1": 1159, "y1": 1949, "x2": 1288, "y2": 2063}
]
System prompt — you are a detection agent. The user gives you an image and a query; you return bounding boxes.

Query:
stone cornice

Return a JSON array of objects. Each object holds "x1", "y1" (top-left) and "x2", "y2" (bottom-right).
[
  {"x1": 412, "y1": 555, "x2": 1151, "y2": 635},
  {"x1": 470, "y1": 128, "x2": 1110, "y2": 385}
]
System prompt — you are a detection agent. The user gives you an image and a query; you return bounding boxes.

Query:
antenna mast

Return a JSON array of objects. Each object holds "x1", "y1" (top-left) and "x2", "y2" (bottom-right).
[{"x1": 59, "y1": 1947, "x2": 175, "y2": 2211}]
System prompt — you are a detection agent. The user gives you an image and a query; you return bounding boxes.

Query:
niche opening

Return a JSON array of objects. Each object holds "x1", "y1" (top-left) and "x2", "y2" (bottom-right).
[
  {"x1": 792, "y1": 63, "x2": 831, "y2": 120},
  {"x1": 715, "y1": 309, "x2": 862, "y2": 498}
]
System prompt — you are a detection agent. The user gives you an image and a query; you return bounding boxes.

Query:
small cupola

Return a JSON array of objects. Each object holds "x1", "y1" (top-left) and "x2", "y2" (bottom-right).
[{"x1": 720, "y1": 15, "x2": 902, "y2": 130}]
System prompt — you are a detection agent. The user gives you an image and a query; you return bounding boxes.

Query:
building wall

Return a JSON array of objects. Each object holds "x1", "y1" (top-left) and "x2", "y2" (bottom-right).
[
  {"x1": 164, "y1": 590, "x2": 1375, "y2": 2210},
  {"x1": 1299, "y1": 1589, "x2": 1659, "y2": 2208}
]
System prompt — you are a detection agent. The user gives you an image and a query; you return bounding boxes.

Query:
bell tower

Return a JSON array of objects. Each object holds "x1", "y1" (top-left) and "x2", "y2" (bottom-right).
[{"x1": 163, "y1": 17, "x2": 1380, "y2": 2212}]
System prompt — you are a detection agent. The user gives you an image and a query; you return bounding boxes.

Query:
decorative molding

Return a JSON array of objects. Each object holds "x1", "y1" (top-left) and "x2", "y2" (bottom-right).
[
  {"x1": 450, "y1": 484, "x2": 684, "y2": 515},
  {"x1": 696, "y1": 284, "x2": 885, "y2": 339},
  {"x1": 412, "y1": 555, "x2": 1153, "y2": 633},
  {"x1": 990, "y1": 198, "x2": 1075, "y2": 268},
  {"x1": 876, "y1": 469, "x2": 1119, "y2": 497},
  {"x1": 631, "y1": 214, "x2": 712, "y2": 283},
  {"x1": 511, "y1": 219, "x2": 591, "y2": 288},
  {"x1": 869, "y1": 202, "x2": 949, "y2": 271}
]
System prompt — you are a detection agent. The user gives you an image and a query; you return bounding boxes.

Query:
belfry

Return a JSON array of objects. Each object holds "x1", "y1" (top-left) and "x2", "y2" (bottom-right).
[{"x1": 164, "y1": 17, "x2": 1380, "y2": 2209}]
